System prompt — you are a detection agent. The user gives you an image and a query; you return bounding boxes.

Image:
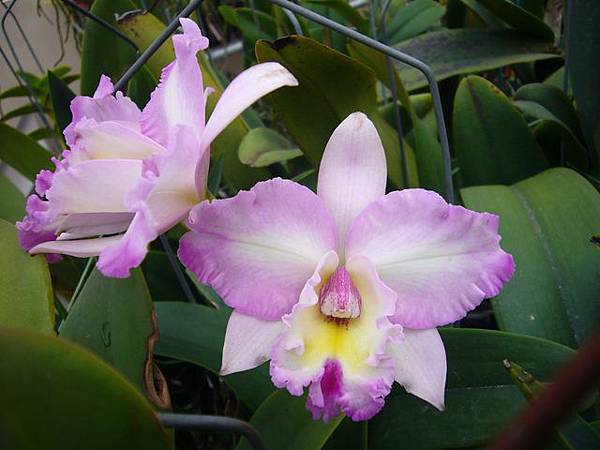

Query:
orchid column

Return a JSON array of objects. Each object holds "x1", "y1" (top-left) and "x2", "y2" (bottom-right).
[
  {"x1": 179, "y1": 112, "x2": 514, "y2": 421},
  {"x1": 17, "y1": 18, "x2": 298, "y2": 278}
]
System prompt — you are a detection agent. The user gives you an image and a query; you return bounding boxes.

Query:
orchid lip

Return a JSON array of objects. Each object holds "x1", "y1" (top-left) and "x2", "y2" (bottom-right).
[{"x1": 318, "y1": 266, "x2": 362, "y2": 323}]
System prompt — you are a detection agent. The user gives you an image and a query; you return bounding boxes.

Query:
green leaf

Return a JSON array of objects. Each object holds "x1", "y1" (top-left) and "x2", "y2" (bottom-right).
[
  {"x1": 0, "y1": 174, "x2": 25, "y2": 222},
  {"x1": 142, "y1": 250, "x2": 195, "y2": 302},
  {"x1": 566, "y1": 1, "x2": 600, "y2": 168},
  {"x1": 256, "y1": 35, "x2": 418, "y2": 189},
  {"x1": 1, "y1": 104, "x2": 43, "y2": 121},
  {"x1": 236, "y1": 391, "x2": 344, "y2": 450},
  {"x1": 453, "y1": 75, "x2": 548, "y2": 186},
  {"x1": 154, "y1": 301, "x2": 274, "y2": 410},
  {"x1": 387, "y1": 0, "x2": 445, "y2": 44},
  {"x1": 460, "y1": 0, "x2": 554, "y2": 41},
  {"x1": 59, "y1": 268, "x2": 163, "y2": 405},
  {"x1": 239, "y1": 127, "x2": 302, "y2": 167},
  {"x1": 48, "y1": 70, "x2": 76, "y2": 135},
  {"x1": 0, "y1": 328, "x2": 172, "y2": 450},
  {"x1": 461, "y1": 168, "x2": 600, "y2": 347},
  {"x1": 0, "y1": 119, "x2": 52, "y2": 181},
  {"x1": 0, "y1": 219, "x2": 54, "y2": 334},
  {"x1": 219, "y1": 6, "x2": 278, "y2": 42},
  {"x1": 118, "y1": 12, "x2": 270, "y2": 190},
  {"x1": 367, "y1": 328, "x2": 576, "y2": 449},
  {"x1": 395, "y1": 29, "x2": 560, "y2": 91},
  {"x1": 80, "y1": 0, "x2": 137, "y2": 95}
]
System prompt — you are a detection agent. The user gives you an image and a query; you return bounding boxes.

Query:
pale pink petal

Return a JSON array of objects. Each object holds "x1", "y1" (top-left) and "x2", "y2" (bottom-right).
[
  {"x1": 96, "y1": 126, "x2": 201, "y2": 278},
  {"x1": 317, "y1": 112, "x2": 387, "y2": 245},
  {"x1": 46, "y1": 159, "x2": 142, "y2": 217},
  {"x1": 68, "y1": 119, "x2": 164, "y2": 160},
  {"x1": 30, "y1": 235, "x2": 123, "y2": 257},
  {"x1": 199, "y1": 63, "x2": 298, "y2": 151},
  {"x1": 389, "y1": 328, "x2": 446, "y2": 411},
  {"x1": 56, "y1": 212, "x2": 133, "y2": 240},
  {"x1": 65, "y1": 75, "x2": 140, "y2": 147},
  {"x1": 271, "y1": 254, "x2": 403, "y2": 422},
  {"x1": 220, "y1": 311, "x2": 286, "y2": 376},
  {"x1": 17, "y1": 195, "x2": 57, "y2": 254},
  {"x1": 346, "y1": 189, "x2": 515, "y2": 328},
  {"x1": 178, "y1": 178, "x2": 338, "y2": 321},
  {"x1": 141, "y1": 18, "x2": 209, "y2": 147}
]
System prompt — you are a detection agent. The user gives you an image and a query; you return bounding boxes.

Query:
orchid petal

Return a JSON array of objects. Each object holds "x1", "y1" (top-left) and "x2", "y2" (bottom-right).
[
  {"x1": 56, "y1": 212, "x2": 133, "y2": 240},
  {"x1": 30, "y1": 235, "x2": 123, "y2": 257},
  {"x1": 141, "y1": 18, "x2": 208, "y2": 147},
  {"x1": 199, "y1": 62, "x2": 298, "y2": 151},
  {"x1": 390, "y1": 328, "x2": 446, "y2": 411},
  {"x1": 178, "y1": 178, "x2": 338, "y2": 321},
  {"x1": 271, "y1": 254, "x2": 403, "y2": 422},
  {"x1": 346, "y1": 189, "x2": 515, "y2": 328},
  {"x1": 46, "y1": 159, "x2": 142, "y2": 216},
  {"x1": 317, "y1": 112, "x2": 387, "y2": 246},
  {"x1": 65, "y1": 75, "x2": 140, "y2": 147},
  {"x1": 68, "y1": 119, "x2": 164, "y2": 161},
  {"x1": 220, "y1": 311, "x2": 286, "y2": 376}
]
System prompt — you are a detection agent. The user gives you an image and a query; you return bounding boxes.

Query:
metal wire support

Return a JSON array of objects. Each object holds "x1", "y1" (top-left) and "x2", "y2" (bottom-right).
[
  {"x1": 159, "y1": 413, "x2": 266, "y2": 450},
  {"x1": 265, "y1": 0, "x2": 454, "y2": 202},
  {"x1": 282, "y1": 8, "x2": 303, "y2": 35}
]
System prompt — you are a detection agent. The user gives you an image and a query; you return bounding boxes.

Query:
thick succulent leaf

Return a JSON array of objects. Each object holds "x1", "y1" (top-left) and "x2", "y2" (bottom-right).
[
  {"x1": 395, "y1": 29, "x2": 560, "y2": 91},
  {"x1": 453, "y1": 75, "x2": 548, "y2": 186},
  {"x1": 118, "y1": 11, "x2": 270, "y2": 190},
  {"x1": 0, "y1": 219, "x2": 54, "y2": 334},
  {"x1": 154, "y1": 301, "x2": 274, "y2": 410},
  {"x1": 0, "y1": 122, "x2": 52, "y2": 180},
  {"x1": 59, "y1": 268, "x2": 166, "y2": 407},
  {"x1": 566, "y1": 0, "x2": 600, "y2": 168},
  {"x1": 461, "y1": 168, "x2": 600, "y2": 347},
  {"x1": 0, "y1": 174, "x2": 25, "y2": 222},
  {"x1": 238, "y1": 127, "x2": 302, "y2": 167},
  {"x1": 387, "y1": 0, "x2": 445, "y2": 44},
  {"x1": 256, "y1": 35, "x2": 418, "y2": 189},
  {"x1": 80, "y1": 0, "x2": 137, "y2": 95},
  {"x1": 460, "y1": 0, "x2": 554, "y2": 41},
  {"x1": 48, "y1": 70, "x2": 76, "y2": 135},
  {"x1": 0, "y1": 328, "x2": 172, "y2": 450},
  {"x1": 236, "y1": 391, "x2": 344, "y2": 450}
]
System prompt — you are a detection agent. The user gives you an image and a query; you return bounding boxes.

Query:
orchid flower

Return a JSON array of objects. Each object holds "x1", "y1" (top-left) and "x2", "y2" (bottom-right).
[
  {"x1": 16, "y1": 18, "x2": 298, "y2": 278},
  {"x1": 179, "y1": 112, "x2": 514, "y2": 421}
]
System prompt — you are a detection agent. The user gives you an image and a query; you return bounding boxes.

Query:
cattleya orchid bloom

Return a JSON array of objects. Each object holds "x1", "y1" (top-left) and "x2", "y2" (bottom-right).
[
  {"x1": 179, "y1": 112, "x2": 514, "y2": 421},
  {"x1": 16, "y1": 18, "x2": 297, "y2": 277}
]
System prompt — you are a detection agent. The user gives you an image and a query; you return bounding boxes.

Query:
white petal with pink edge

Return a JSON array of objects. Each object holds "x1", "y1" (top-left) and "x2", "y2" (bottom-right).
[
  {"x1": 389, "y1": 327, "x2": 446, "y2": 411},
  {"x1": 220, "y1": 311, "x2": 286, "y2": 376},
  {"x1": 178, "y1": 178, "x2": 338, "y2": 321},
  {"x1": 317, "y1": 112, "x2": 387, "y2": 247},
  {"x1": 346, "y1": 189, "x2": 515, "y2": 329}
]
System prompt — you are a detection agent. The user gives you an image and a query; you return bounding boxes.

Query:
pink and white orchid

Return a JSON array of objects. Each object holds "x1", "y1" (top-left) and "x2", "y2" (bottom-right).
[
  {"x1": 16, "y1": 18, "x2": 297, "y2": 277},
  {"x1": 179, "y1": 112, "x2": 514, "y2": 421}
]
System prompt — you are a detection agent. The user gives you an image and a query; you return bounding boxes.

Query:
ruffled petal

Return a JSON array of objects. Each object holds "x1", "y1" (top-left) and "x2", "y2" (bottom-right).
[
  {"x1": 141, "y1": 18, "x2": 209, "y2": 147},
  {"x1": 68, "y1": 119, "x2": 164, "y2": 160},
  {"x1": 389, "y1": 328, "x2": 446, "y2": 411},
  {"x1": 271, "y1": 254, "x2": 403, "y2": 421},
  {"x1": 199, "y1": 62, "x2": 298, "y2": 151},
  {"x1": 346, "y1": 189, "x2": 515, "y2": 328},
  {"x1": 220, "y1": 311, "x2": 286, "y2": 376},
  {"x1": 178, "y1": 178, "x2": 338, "y2": 321},
  {"x1": 17, "y1": 195, "x2": 57, "y2": 254},
  {"x1": 64, "y1": 75, "x2": 140, "y2": 147},
  {"x1": 317, "y1": 112, "x2": 387, "y2": 246},
  {"x1": 96, "y1": 126, "x2": 201, "y2": 278}
]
